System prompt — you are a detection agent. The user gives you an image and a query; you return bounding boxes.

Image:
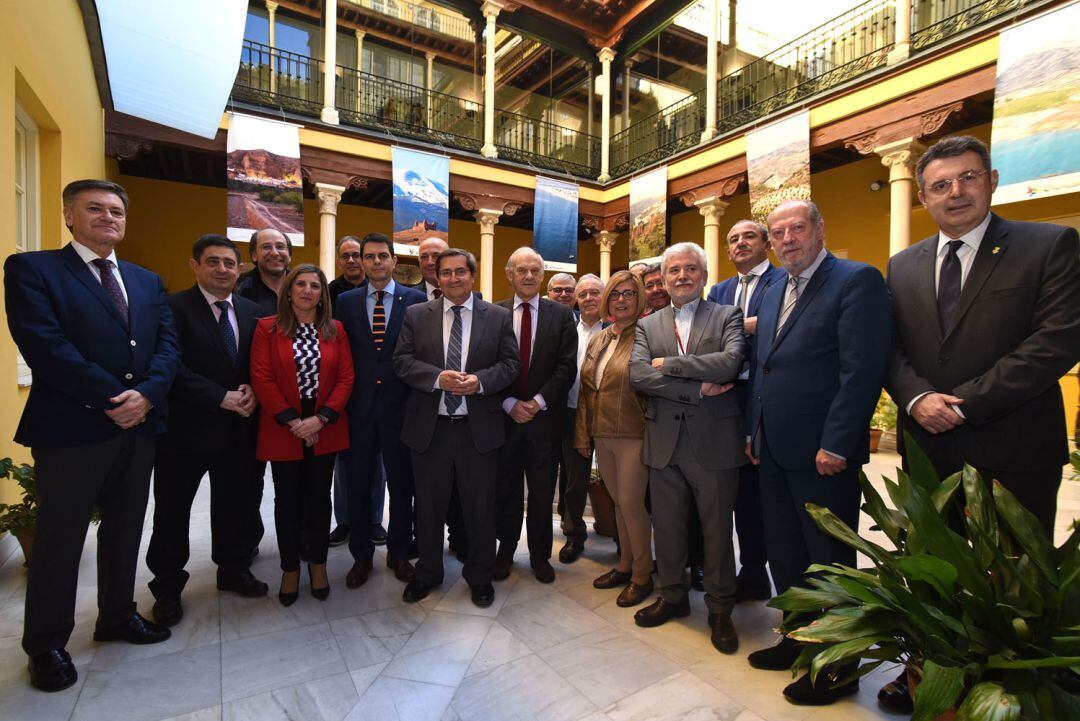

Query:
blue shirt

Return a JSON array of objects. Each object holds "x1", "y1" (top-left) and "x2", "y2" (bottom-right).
[{"x1": 366, "y1": 279, "x2": 397, "y2": 328}]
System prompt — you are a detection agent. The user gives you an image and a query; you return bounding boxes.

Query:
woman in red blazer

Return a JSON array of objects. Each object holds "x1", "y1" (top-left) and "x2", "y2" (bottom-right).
[{"x1": 250, "y1": 264, "x2": 354, "y2": 606}]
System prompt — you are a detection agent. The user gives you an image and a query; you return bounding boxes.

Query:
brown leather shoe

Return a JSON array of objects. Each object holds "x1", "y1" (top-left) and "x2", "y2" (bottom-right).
[
  {"x1": 593, "y1": 568, "x2": 632, "y2": 589},
  {"x1": 345, "y1": 558, "x2": 373, "y2": 589},
  {"x1": 633, "y1": 597, "x2": 691, "y2": 628},
  {"x1": 709, "y1": 612, "x2": 739, "y2": 654},
  {"x1": 531, "y1": 559, "x2": 555, "y2": 584},
  {"x1": 616, "y1": 579, "x2": 654, "y2": 607},
  {"x1": 386, "y1": 553, "x2": 416, "y2": 583}
]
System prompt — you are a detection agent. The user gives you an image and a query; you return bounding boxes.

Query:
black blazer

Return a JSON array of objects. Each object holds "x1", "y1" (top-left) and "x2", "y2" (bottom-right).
[
  {"x1": 495, "y1": 296, "x2": 578, "y2": 435},
  {"x1": 159, "y1": 285, "x2": 260, "y2": 453},
  {"x1": 886, "y1": 214, "x2": 1080, "y2": 472}
]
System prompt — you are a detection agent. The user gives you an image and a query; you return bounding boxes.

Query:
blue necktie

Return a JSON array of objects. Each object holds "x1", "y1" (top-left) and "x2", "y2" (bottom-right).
[
  {"x1": 215, "y1": 300, "x2": 238, "y2": 362},
  {"x1": 91, "y1": 258, "x2": 128, "y2": 328}
]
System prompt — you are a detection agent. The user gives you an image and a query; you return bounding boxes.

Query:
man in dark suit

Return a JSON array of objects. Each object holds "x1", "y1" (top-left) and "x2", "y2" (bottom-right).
[
  {"x1": 335, "y1": 233, "x2": 426, "y2": 588},
  {"x1": 393, "y1": 249, "x2": 519, "y2": 608},
  {"x1": 629, "y1": 242, "x2": 746, "y2": 655},
  {"x1": 5, "y1": 179, "x2": 180, "y2": 692},
  {"x1": 705, "y1": 219, "x2": 786, "y2": 602},
  {"x1": 879, "y1": 135, "x2": 1080, "y2": 712},
  {"x1": 412, "y1": 237, "x2": 449, "y2": 300},
  {"x1": 146, "y1": 235, "x2": 267, "y2": 628},
  {"x1": 744, "y1": 199, "x2": 890, "y2": 705},
  {"x1": 493, "y1": 248, "x2": 577, "y2": 584}
]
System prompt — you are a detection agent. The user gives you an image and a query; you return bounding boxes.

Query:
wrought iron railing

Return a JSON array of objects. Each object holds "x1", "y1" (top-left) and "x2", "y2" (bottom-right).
[
  {"x1": 233, "y1": 40, "x2": 324, "y2": 117},
  {"x1": 610, "y1": 90, "x2": 704, "y2": 178},
  {"x1": 911, "y1": 0, "x2": 1034, "y2": 50},
  {"x1": 495, "y1": 108, "x2": 600, "y2": 178},
  {"x1": 336, "y1": 66, "x2": 483, "y2": 152},
  {"x1": 343, "y1": 0, "x2": 473, "y2": 42}
]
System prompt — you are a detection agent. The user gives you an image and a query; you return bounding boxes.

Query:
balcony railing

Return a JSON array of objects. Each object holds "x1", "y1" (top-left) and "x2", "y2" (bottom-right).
[
  {"x1": 234, "y1": 40, "x2": 325, "y2": 117},
  {"x1": 911, "y1": 0, "x2": 1034, "y2": 50},
  {"x1": 610, "y1": 91, "x2": 704, "y2": 178},
  {"x1": 495, "y1": 109, "x2": 601, "y2": 178},
  {"x1": 343, "y1": 0, "x2": 473, "y2": 42}
]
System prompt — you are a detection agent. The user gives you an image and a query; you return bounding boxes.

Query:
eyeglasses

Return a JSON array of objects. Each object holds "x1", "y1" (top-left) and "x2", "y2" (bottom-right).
[
  {"x1": 339, "y1": 252, "x2": 362, "y2": 261},
  {"x1": 609, "y1": 289, "x2": 638, "y2": 301},
  {"x1": 925, "y1": 170, "x2": 989, "y2": 197},
  {"x1": 549, "y1": 287, "x2": 575, "y2": 295},
  {"x1": 438, "y1": 268, "x2": 472, "y2": 279}
]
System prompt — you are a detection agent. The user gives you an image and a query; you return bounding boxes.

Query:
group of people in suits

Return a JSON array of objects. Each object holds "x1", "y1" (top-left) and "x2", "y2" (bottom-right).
[{"x1": 7, "y1": 135, "x2": 1078, "y2": 711}]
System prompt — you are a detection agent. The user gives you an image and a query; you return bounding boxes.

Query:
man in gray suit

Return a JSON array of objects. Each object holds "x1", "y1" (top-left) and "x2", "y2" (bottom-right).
[
  {"x1": 393, "y1": 249, "x2": 519, "y2": 608},
  {"x1": 629, "y1": 242, "x2": 747, "y2": 654}
]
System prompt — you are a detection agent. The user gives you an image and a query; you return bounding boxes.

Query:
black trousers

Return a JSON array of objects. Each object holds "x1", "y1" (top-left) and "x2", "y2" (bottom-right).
[
  {"x1": 271, "y1": 446, "x2": 336, "y2": 571},
  {"x1": 412, "y1": 418, "x2": 497, "y2": 587},
  {"x1": 23, "y1": 434, "x2": 155, "y2": 656},
  {"x1": 558, "y1": 407, "x2": 591, "y2": 543},
  {"x1": 146, "y1": 444, "x2": 261, "y2": 599},
  {"x1": 733, "y1": 463, "x2": 769, "y2": 584},
  {"x1": 345, "y1": 415, "x2": 415, "y2": 561},
  {"x1": 495, "y1": 417, "x2": 558, "y2": 562}
]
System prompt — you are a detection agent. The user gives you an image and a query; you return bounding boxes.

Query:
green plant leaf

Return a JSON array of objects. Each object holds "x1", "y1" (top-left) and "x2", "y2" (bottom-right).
[
  {"x1": 961, "y1": 464, "x2": 997, "y2": 544},
  {"x1": 955, "y1": 682, "x2": 1021, "y2": 721},
  {"x1": 809, "y1": 636, "x2": 888, "y2": 684},
  {"x1": 984, "y1": 654, "x2": 1080, "y2": 670},
  {"x1": 859, "y1": 471, "x2": 906, "y2": 547},
  {"x1": 912, "y1": 660, "x2": 967, "y2": 721},
  {"x1": 787, "y1": 609, "x2": 897, "y2": 643},
  {"x1": 902, "y1": 431, "x2": 942, "y2": 494},
  {"x1": 770, "y1": 585, "x2": 854, "y2": 612},
  {"x1": 992, "y1": 481, "x2": 1058, "y2": 585},
  {"x1": 898, "y1": 555, "x2": 958, "y2": 598},
  {"x1": 805, "y1": 504, "x2": 897, "y2": 571},
  {"x1": 931, "y1": 471, "x2": 963, "y2": 514}
]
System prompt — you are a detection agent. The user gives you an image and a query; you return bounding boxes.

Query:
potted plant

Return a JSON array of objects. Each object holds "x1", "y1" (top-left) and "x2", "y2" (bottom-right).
[
  {"x1": 770, "y1": 435, "x2": 1080, "y2": 720},
  {"x1": 870, "y1": 390, "x2": 898, "y2": 453}
]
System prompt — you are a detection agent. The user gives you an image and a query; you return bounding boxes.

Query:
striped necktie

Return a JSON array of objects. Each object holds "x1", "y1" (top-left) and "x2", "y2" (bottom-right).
[
  {"x1": 775, "y1": 276, "x2": 801, "y2": 336},
  {"x1": 444, "y1": 306, "x2": 463, "y2": 414},
  {"x1": 372, "y1": 290, "x2": 386, "y2": 350}
]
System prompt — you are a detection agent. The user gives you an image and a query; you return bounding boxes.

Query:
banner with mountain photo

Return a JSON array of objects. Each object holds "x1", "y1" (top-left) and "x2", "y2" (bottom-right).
[
  {"x1": 392, "y1": 146, "x2": 450, "y2": 257},
  {"x1": 533, "y1": 176, "x2": 579, "y2": 272},
  {"x1": 629, "y1": 165, "x2": 668, "y2": 264},
  {"x1": 991, "y1": 1, "x2": 1080, "y2": 205},
  {"x1": 226, "y1": 113, "x2": 304, "y2": 245},
  {"x1": 746, "y1": 110, "x2": 810, "y2": 221}
]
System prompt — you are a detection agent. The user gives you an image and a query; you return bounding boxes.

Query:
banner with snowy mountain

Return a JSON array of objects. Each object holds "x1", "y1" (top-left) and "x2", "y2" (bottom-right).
[{"x1": 392, "y1": 147, "x2": 450, "y2": 257}]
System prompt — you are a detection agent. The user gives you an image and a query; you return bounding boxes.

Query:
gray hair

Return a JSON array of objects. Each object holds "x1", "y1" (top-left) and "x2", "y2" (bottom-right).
[
  {"x1": 661, "y1": 242, "x2": 708, "y2": 276},
  {"x1": 915, "y1": 135, "x2": 992, "y2": 191},
  {"x1": 547, "y1": 272, "x2": 576, "y2": 290},
  {"x1": 767, "y1": 199, "x2": 823, "y2": 226},
  {"x1": 506, "y1": 246, "x2": 544, "y2": 270},
  {"x1": 576, "y1": 273, "x2": 602, "y2": 289}
]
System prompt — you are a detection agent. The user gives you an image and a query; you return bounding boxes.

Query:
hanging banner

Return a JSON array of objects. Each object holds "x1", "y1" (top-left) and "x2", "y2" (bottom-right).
[
  {"x1": 226, "y1": 113, "x2": 304, "y2": 246},
  {"x1": 392, "y1": 146, "x2": 450, "y2": 257},
  {"x1": 991, "y1": 1, "x2": 1080, "y2": 205},
  {"x1": 629, "y1": 165, "x2": 668, "y2": 265},
  {"x1": 746, "y1": 110, "x2": 811, "y2": 222},
  {"x1": 533, "y1": 176, "x2": 579, "y2": 272}
]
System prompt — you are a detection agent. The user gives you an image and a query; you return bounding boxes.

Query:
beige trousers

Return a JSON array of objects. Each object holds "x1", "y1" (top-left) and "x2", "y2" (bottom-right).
[{"x1": 594, "y1": 436, "x2": 653, "y2": 584}]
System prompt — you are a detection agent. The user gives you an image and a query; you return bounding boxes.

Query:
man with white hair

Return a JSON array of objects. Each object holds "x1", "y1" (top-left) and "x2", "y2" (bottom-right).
[
  {"x1": 629, "y1": 242, "x2": 747, "y2": 655},
  {"x1": 546, "y1": 273, "x2": 577, "y2": 314}
]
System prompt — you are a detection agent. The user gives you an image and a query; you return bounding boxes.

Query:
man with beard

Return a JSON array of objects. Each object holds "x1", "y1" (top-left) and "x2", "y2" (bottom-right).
[{"x1": 237, "y1": 228, "x2": 291, "y2": 317}]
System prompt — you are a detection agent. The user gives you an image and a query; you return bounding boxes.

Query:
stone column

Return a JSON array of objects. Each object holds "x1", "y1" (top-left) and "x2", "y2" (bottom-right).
[
  {"x1": 701, "y1": 0, "x2": 719, "y2": 142},
  {"x1": 320, "y1": 0, "x2": 340, "y2": 124},
  {"x1": 586, "y1": 65, "x2": 595, "y2": 166},
  {"x1": 621, "y1": 59, "x2": 633, "y2": 132},
  {"x1": 695, "y1": 196, "x2": 729, "y2": 286},
  {"x1": 887, "y1": 0, "x2": 913, "y2": 65},
  {"x1": 876, "y1": 137, "x2": 925, "y2": 256},
  {"x1": 426, "y1": 51, "x2": 436, "y2": 129},
  {"x1": 481, "y1": 1, "x2": 502, "y2": 158},
  {"x1": 316, "y1": 183, "x2": 345, "y2": 275},
  {"x1": 266, "y1": 1, "x2": 278, "y2": 93},
  {"x1": 595, "y1": 230, "x2": 618, "y2": 283},
  {"x1": 598, "y1": 47, "x2": 615, "y2": 182},
  {"x1": 476, "y1": 208, "x2": 502, "y2": 299},
  {"x1": 355, "y1": 29, "x2": 365, "y2": 72}
]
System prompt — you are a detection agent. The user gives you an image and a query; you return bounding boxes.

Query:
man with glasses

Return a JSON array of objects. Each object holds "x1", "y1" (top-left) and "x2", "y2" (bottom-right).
[
  {"x1": 641, "y1": 263, "x2": 670, "y2": 315},
  {"x1": 328, "y1": 235, "x2": 366, "y2": 306},
  {"x1": 546, "y1": 273, "x2": 577, "y2": 315}
]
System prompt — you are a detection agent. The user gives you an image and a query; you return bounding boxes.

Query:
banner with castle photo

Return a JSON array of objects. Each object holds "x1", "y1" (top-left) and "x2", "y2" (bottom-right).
[
  {"x1": 629, "y1": 165, "x2": 668, "y2": 264},
  {"x1": 533, "y1": 176, "x2": 579, "y2": 272},
  {"x1": 226, "y1": 113, "x2": 304, "y2": 246},
  {"x1": 392, "y1": 146, "x2": 449, "y2": 258},
  {"x1": 746, "y1": 110, "x2": 810, "y2": 221},
  {"x1": 991, "y1": 1, "x2": 1080, "y2": 205}
]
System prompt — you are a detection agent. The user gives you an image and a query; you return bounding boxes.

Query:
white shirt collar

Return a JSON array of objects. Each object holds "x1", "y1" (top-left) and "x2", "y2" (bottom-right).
[
  {"x1": 578, "y1": 316, "x2": 603, "y2": 331},
  {"x1": 938, "y1": 212, "x2": 991, "y2": 257},
  {"x1": 514, "y1": 294, "x2": 540, "y2": 311},
  {"x1": 443, "y1": 293, "x2": 475, "y2": 314},
  {"x1": 368, "y1": 279, "x2": 396, "y2": 298},
  {"x1": 70, "y1": 239, "x2": 119, "y2": 268},
  {"x1": 198, "y1": 284, "x2": 233, "y2": 308},
  {"x1": 672, "y1": 297, "x2": 700, "y2": 316},
  {"x1": 738, "y1": 258, "x2": 772, "y2": 279}
]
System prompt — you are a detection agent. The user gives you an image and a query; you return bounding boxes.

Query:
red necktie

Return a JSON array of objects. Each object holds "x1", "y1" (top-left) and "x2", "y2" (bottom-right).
[
  {"x1": 433, "y1": 288, "x2": 443, "y2": 299},
  {"x1": 518, "y1": 302, "x2": 531, "y2": 397}
]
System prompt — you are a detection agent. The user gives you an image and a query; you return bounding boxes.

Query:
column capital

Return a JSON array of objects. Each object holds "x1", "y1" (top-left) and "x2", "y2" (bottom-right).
[
  {"x1": 354, "y1": 28, "x2": 366, "y2": 40},
  {"x1": 598, "y1": 47, "x2": 616, "y2": 64},
  {"x1": 475, "y1": 207, "x2": 503, "y2": 232},
  {"x1": 875, "y1": 137, "x2": 926, "y2": 182},
  {"x1": 694, "y1": 196, "x2": 729, "y2": 225},
  {"x1": 595, "y1": 230, "x2": 618, "y2": 251},
  {"x1": 481, "y1": 0, "x2": 502, "y2": 22},
  {"x1": 265, "y1": 1, "x2": 278, "y2": 13},
  {"x1": 425, "y1": 51, "x2": 436, "y2": 62},
  {"x1": 315, "y1": 183, "x2": 345, "y2": 215}
]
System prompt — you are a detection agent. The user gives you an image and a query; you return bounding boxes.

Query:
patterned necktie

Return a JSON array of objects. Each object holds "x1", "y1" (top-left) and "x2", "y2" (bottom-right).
[
  {"x1": 518, "y1": 302, "x2": 532, "y2": 396},
  {"x1": 775, "y1": 276, "x2": 801, "y2": 336},
  {"x1": 372, "y1": 290, "x2": 386, "y2": 351},
  {"x1": 444, "y1": 305, "x2": 463, "y2": 414},
  {"x1": 937, "y1": 240, "x2": 964, "y2": 333},
  {"x1": 91, "y1": 258, "x2": 128, "y2": 327},
  {"x1": 214, "y1": 300, "x2": 237, "y2": 361},
  {"x1": 734, "y1": 274, "x2": 753, "y2": 314},
  {"x1": 433, "y1": 287, "x2": 443, "y2": 299}
]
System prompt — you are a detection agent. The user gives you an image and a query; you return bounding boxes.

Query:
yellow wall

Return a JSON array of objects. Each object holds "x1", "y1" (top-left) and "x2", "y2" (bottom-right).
[{"x1": 1, "y1": 0, "x2": 106, "y2": 501}]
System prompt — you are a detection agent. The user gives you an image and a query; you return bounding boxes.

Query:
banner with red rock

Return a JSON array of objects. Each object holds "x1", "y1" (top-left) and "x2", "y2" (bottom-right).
[{"x1": 226, "y1": 113, "x2": 304, "y2": 246}]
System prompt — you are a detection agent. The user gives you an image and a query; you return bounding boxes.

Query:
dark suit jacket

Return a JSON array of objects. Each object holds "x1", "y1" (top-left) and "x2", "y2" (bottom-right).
[
  {"x1": 335, "y1": 281, "x2": 426, "y2": 424},
  {"x1": 707, "y1": 263, "x2": 785, "y2": 379},
  {"x1": 748, "y1": 253, "x2": 891, "y2": 470},
  {"x1": 408, "y1": 279, "x2": 484, "y2": 302},
  {"x1": 236, "y1": 270, "x2": 280, "y2": 317},
  {"x1": 158, "y1": 285, "x2": 260, "y2": 453},
  {"x1": 393, "y1": 298, "x2": 519, "y2": 454},
  {"x1": 495, "y1": 296, "x2": 578, "y2": 436},
  {"x1": 885, "y1": 214, "x2": 1080, "y2": 471},
  {"x1": 4, "y1": 244, "x2": 180, "y2": 447}
]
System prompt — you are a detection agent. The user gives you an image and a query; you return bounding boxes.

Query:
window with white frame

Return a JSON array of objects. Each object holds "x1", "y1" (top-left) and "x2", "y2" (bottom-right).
[{"x1": 14, "y1": 102, "x2": 39, "y2": 386}]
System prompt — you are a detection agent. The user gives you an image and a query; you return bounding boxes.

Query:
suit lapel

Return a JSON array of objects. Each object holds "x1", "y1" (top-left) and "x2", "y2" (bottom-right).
[
  {"x1": 757, "y1": 282, "x2": 781, "y2": 364},
  {"x1": 61, "y1": 244, "x2": 128, "y2": 329},
  {"x1": 772, "y1": 254, "x2": 834, "y2": 350},
  {"x1": 749, "y1": 266, "x2": 780, "y2": 317},
  {"x1": 384, "y1": 289, "x2": 407, "y2": 354},
  {"x1": 235, "y1": 298, "x2": 257, "y2": 365},
  {"x1": 914, "y1": 240, "x2": 943, "y2": 345},
  {"x1": 656, "y1": 305, "x2": 678, "y2": 356},
  {"x1": 466, "y1": 301, "x2": 486, "y2": 369},
  {"x1": 686, "y1": 301, "x2": 710, "y2": 355},
  {"x1": 190, "y1": 285, "x2": 231, "y2": 360},
  {"x1": 533, "y1": 299, "x2": 556, "y2": 354},
  {"x1": 944, "y1": 215, "x2": 1009, "y2": 340}
]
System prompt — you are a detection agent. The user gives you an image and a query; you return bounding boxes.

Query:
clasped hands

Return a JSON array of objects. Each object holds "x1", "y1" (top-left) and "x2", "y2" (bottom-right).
[
  {"x1": 105, "y1": 389, "x2": 152, "y2": 429},
  {"x1": 220, "y1": 384, "x2": 258, "y2": 417},
  {"x1": 438, "y1": 370, "x2": 480, "y2": 396},
  {"x1": 649, "y1": 357, "x2": 733, "y2": 396},
  {"x1": 910, "y1": 392, "x2": 964, "y2": 434},
  {"x1": 287, "y1": 416, "x2": 325, "y2": 447},
  {"x1": 508, "y1": 398, "x2": 540, "y2": 424}
]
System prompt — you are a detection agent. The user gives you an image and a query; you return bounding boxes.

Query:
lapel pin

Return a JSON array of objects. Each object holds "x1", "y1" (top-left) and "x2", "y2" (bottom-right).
[{"x1": 992, "y1": 246, "x2": 1000, "y2": 254}]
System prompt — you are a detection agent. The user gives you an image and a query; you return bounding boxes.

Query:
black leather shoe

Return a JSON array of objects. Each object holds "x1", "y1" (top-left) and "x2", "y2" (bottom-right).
[
  {"x1": 386, "y1": 553, "x2": 416, "y2": 583},
  {"x1": 877, "y1": 670, "x2": 914, "y2": 713},
  {"x1": 492, "y1": 554, "x2": 513, "y2": 581},
  {"x1": 558, "y1": 540, "x2": 583, "y2": 564},
  {"x1": 308, "y1": 563, "x2": 330, "y2": 601},
  {"x1": 327, "y1": 525, "x2": 349, "y2": 547},
  {"x1": 783, "y1": 668, "x2": 859, "y2": 706},
  {"x1": 616, "y1": 579, "x2": 654, "y2": 607},
  {"x1": 748, "y1": 637, "x2": 802, "y2": 670},
  {"x1": 735, "y1": 570, "x2": 772, "y2": 602},
  {"x1": 634, "y1": 597, "x2": 691, "y2": 628},
  {"x1": 28, "y1": 649, "x2": 77, "y2": 692},
  {"x1": 370, "y1": 524, "x2": 388, "y2": 546},
  {"x1": 346, "y1": 558, "x2": 373, "y2": 589},
  {"x1": 217, "y1": 570, "x2": 269, "y2": 598},
  {"x1": 593, "y1": 568, "x2": 632, "y2": 589},
  {"x1": 93, "y1": 613, "x2": 171, "y2": 645},
  {"x1": 709, "y1": 612, "x2": 739, "y2": 654},
  {"x1": 406, "y1": 540, "x2": 420, "y2": 560},
  {"x1": 403, "y1": 579, "x2": 434, "y2": 603},
  {"x1": 470, "y1": 582, "x2": 495, "y2": 608},
  {"x1": 151, "y1": 597, "x2": 183, "y2": 627},
  {"x1": 531, "y1": 559, "x2": 555, "y2": 584},
  {"x1": 689, "y1": 565, "x2": 705, "y2": 592}
]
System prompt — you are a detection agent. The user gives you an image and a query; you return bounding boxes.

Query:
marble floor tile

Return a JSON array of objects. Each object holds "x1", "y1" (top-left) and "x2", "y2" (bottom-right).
[
  {"x1": 495, "y1": 591, "x2": 610, "y2": 652},
  {"x1": 349, "y1": 662, "x2": 388, "y2": 697},
  {"x1": 222, "y1": 671, "x2": 358, "y2": 721},
  {"x1": 603, "y1": 670, "x2": 746, "y2": 721},
  {"x1": 382, "y1": 611, "x2": 493, "y2": 686},
  {"x1": 163, "y1": 706, "x2": 223, "y2": 721},
  {"x1": 432, "y1": 574, "x2": 517, "y2": 617},
  {"x1": 221, "y1": 623, "x2": 344, "y2": 702},
  {"x1": 345, "y1": 675, "x2": 455, "y2": 721},
  {"x1": 329, "y1": 605, "x2": 427, "y2": 671},
  {"x1": 465, "y1": 621, "x2": 533, "y2": 677},
  {"x1": 451, "y1": 653, "x2": 597, "y2": 721},
  {"x1": 218, "y1": 589, "x2": 327, "y2": 642}
]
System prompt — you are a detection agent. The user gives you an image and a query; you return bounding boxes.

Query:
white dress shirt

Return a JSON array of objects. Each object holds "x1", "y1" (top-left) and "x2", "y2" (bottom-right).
[
  {"x1": 503, "y1": 294, "x2": 546, "y2": 413},
  {"x1": 734, "y1": 258, "x2": 772, "y2": 314},
  {"x1": 70, "y1": 239, "x2": 128, "y2": 303},
  {"x1": 424, "y1": 281, "x2": 440, "y2": 301},
  {"x1": 436, "y1": 294, "x2": 475, "y2": 416},
  {"x1": 671, "y1": 298, "x2": 700, "y2": 357},
  {"x1": 198, "y1": 285, "x2": 239, "y2": 341},
  {"x1": 568, "y1": 317, "x2": 604, "y2": 408},
  {"x1": 367, "y1": 279, "x2": 397, "y2": 326}
]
